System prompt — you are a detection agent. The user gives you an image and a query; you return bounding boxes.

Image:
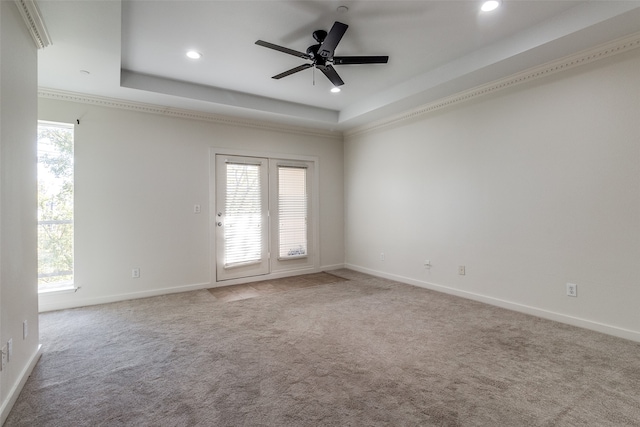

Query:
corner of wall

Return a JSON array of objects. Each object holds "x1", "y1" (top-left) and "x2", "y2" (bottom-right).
[
  {"x1": 1, "y1": 0, "x2": 41, "y2": 422},
  {"x1": 0, "y1": 345, "x2": 42, "y2": 425}
]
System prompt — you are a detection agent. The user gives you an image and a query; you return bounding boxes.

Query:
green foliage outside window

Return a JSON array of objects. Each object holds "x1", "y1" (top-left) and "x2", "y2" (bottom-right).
[{"x1": 37, "y1": 123, "x2": 74, "y2": 290}]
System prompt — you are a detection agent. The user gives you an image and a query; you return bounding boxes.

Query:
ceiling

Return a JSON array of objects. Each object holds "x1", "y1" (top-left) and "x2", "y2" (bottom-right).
[{"x1": 37, "y1": 1, "x2": 640, "y2": 132}]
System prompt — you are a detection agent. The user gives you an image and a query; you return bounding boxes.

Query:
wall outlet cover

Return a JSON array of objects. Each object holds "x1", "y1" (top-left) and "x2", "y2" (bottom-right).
[{"x1": 1, "y1": 345, "x2": 7, "y2": 371}]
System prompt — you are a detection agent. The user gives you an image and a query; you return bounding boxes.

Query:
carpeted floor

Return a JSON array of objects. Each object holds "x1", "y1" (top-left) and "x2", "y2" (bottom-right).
[{"x1": 6, "y1": 269, "x2": 640, "y2": 426}]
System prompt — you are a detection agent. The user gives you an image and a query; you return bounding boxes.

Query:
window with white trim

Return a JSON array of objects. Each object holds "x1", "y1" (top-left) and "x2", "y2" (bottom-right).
[
  {"x1": 37, "y1": 121, "x2": 74, "y2": 293},
  {"x1": 278, "y1": 165, "x2": 307, "y2": 259}
]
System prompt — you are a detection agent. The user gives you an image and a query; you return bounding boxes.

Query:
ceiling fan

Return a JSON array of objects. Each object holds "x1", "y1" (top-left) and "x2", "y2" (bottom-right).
[{"x1": 255, "y1": 21, "x2": 389, "y2": 87}]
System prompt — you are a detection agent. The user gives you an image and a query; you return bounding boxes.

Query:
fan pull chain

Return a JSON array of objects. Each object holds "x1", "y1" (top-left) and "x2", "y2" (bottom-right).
[{"x1": 312, "y1": 66, "x2": 316, "y2": 86}]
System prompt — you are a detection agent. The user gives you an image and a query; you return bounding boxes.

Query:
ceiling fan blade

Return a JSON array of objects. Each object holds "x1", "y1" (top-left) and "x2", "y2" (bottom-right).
[
  {"x1": 318, "y1": 65, "x2": 344, "y2": 87},
  {"x1": 318, "y1": 21, "x2": 348, "y2": 59},
  {"x1": 256, "y1": 40, "x2": 311, "y2": 60},
  {"x1": 333, "y1": 56, "x2": 389, "y2": 65},
  {"x1": 272, "y1": 63, "x2": 312, "y2": 79}
]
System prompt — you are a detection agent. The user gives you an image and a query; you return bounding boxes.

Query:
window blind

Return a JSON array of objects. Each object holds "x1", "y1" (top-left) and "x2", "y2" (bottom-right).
[
  {"x1": 224, "y1": 163, "x2": 263, "y2": 268},
  {"x1": 278, "y1": 166, "x2": 307, "y2": 259}
]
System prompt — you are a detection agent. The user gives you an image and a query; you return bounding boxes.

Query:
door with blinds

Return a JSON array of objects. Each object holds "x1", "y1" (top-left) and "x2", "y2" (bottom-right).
[
  {"x1": 215, "y1": 155, "x2": 269, "y2": 281},
  {"x1": 215, "y1": 155, "x2": 314, "y2": 282}
]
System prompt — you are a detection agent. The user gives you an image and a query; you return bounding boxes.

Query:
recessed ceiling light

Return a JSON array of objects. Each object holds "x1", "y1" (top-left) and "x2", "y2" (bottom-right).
[
  {"x1": 80, "y1": 70, "x2": 90, "y2": 75},
  {"x1": 481, "y1": 0, "x2": 501, "y2": 12},
  {"x1": 330, "y1": 87, "x2": 341, "y2": 93},
  {"x1": 186, "y1": 50, "x2": 202, "y2": 59},
  {"x1": 337, "y1": 6, "x2": 349, "y2": 14}
]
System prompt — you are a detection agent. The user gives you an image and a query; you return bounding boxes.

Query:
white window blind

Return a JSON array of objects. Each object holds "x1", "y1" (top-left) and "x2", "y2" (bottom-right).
[
  {"x1": 225, "y1": 163, "x2": 263, "y2": 268},
  {"x1": 278, "y1": 166, "x2": 307, "y2": 259}
]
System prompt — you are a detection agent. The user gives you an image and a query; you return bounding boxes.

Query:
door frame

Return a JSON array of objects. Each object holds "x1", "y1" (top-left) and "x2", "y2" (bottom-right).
[
  {"x1": 209, "y1": 148, "x2": 320, "y2": 285},
  {"x1": 215, "y1": 155, "x2": 270, "y2": 281}
]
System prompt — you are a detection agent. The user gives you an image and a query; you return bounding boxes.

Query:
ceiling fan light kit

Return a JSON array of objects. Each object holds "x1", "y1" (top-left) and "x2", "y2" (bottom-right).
[
  {"x1": 256, "y1": 21, "x2": 389, "y2": 88},
  {"x1": 481, "y1": 1, "x2": 501, "y2": 12},
  {"x1": 186, "y1": 50, "x2": 202, "y2": 59}
]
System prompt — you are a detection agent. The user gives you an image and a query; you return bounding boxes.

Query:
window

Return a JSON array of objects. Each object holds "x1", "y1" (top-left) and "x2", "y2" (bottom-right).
[
  {"x1": 37, "y1": 121, "x2": 74, "y2": 292},
  {"x1": 278, "y1": 166, "x2": 307, "y2": 259},
  {"x1": 224, "y1": 162, "x2": 264, "y2": 267}
]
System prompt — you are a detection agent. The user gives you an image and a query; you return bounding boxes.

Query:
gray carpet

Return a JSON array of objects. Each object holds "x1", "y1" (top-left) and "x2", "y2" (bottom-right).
[{"x1": 6, "y1": 269, "x2": 640, "y2": 426}]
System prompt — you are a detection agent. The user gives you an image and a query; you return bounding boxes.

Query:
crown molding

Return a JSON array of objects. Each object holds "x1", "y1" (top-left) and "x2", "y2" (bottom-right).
[
  {"x1": 37, "y1": 89, "x2": 343, "y2": 141},
  {"x1": 15, "y1": 0, "x2": 52, "y2": 49},
  {"x1": 37, "y1": 31, "x2": 640, "y2": 140},
  {"x1": 345, "y1": 31, "x2": 640, "y2": 138}
]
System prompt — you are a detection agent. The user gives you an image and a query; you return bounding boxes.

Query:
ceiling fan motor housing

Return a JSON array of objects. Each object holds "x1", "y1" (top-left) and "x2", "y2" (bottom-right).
[
  {"x1": 306, "y1": 44, "x2": 328, "y2": 66},
  {"x1": 312, "y1": 30, "x2": 327, "y2": 43}
]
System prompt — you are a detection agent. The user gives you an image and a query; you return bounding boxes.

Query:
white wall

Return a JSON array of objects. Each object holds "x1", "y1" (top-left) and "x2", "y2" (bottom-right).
[
  {"x1": 0, "y1": 1, "x2": 41, "y2": 423},
  {"x1": 38, "y1": 99, "x2": 344, "y2": 311},
  {"x1": 344, "y1": 48, "x2": 640, "y2": 341}
]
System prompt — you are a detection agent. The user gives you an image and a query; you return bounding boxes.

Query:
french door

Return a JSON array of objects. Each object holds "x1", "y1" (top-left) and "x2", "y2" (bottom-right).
[{"x1": 215, "y1": 154, "x2": 314, "y2": 282}]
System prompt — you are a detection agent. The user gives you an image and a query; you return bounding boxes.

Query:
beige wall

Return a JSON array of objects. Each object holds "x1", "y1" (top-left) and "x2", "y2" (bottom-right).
[
  {"x1": 344, "y1": 48, "x2": 640, "y2": 341},
  {"x1": 38, "y1": 99, "x2": 345, "y2": 311},
  {"x1": 1, "y1": 1, "x2": 41, "y2": 422}
]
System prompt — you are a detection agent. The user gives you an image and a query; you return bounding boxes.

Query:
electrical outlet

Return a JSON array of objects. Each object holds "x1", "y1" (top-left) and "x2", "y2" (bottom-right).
[
  {"x1": 132, "y1": 268, "x2": 140, "y2": 278},
  {"x1": 566, "y1": 283, "x2": 577, "y2": 297},
  {"x1": 1, "y1": 345, "x2": 7, "y2": 371},
  {"x1": 23, "y1": 320, "x2": 28, "y2": 339},
  {"x1": 458, "y1": 265, "x2": 466, "y2": 275},
  {"x1": 7, "y1": 339, "x2": 12, "y2": 362},
  {"x1": 380, "y1": 252, "x2": 385, "y2": 261},
  {"x1": 194, "y1": 204, "x2": 201, "y2": 214},
  {"x1": 424, "y1": 260, "x2": 431, "y2": 268}
]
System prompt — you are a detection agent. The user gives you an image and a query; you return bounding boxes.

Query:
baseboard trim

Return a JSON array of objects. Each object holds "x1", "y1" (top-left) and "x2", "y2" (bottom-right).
[
  {"x1": 211, "y1": 264, "x2": 345, "y2": 288},
  {"x1": 38, "y1": 265, "x2": 347, "y2": 312},
  {"x1": 38, "y1": 282, "x2": 213, "y2": 312},
  {"x1": 1, "y1": 344, "x2": 43, "y2": 425},
  {"x1": 345, "y1": 264, "x2": 640, "y2": 343},
  {"x1": 320, "y1": 263, "x2": 346, "y2": 272}
]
